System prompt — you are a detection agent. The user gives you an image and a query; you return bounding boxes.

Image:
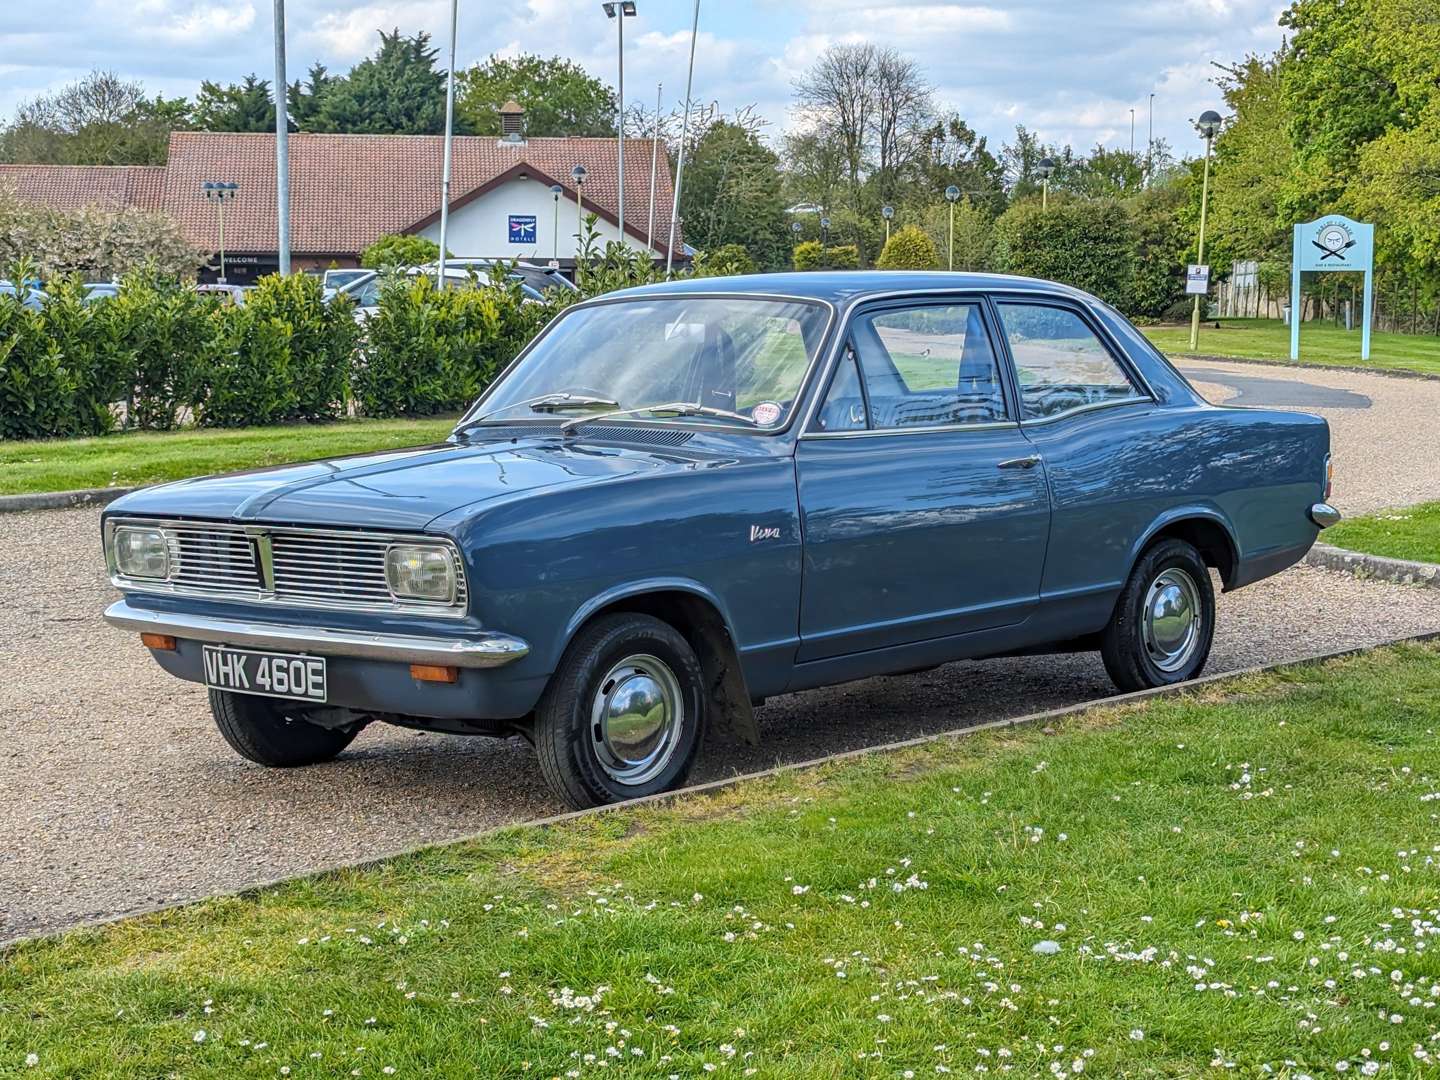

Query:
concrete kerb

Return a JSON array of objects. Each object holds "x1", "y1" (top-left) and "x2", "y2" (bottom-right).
[
  {"x1": 7, "y1": 628, "x2": 1440, "y2": 949},
  {"x1": 1305, "y1": 542, "x2": 1440, "y2": 590},
  {"x1": 0, "y1": 487, "x2": 135, "y2": 514}
]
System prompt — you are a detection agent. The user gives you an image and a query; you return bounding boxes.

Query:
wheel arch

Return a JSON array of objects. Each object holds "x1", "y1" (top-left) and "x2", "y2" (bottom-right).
[
  {"x1": 1131, "y1": 507, "x2": 1241, "y2": 591},
  {"x1": 559, "y1": 580, "x2": 758, "y2": 746}
]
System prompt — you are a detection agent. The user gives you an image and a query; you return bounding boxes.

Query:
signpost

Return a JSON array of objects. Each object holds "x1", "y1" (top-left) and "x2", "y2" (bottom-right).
[
  {"x1": 1290, "y1": 214, "x2": 1374, "y2": 361},
  {"x1": 1185, "y1": 264, "x2": 1210, "y2": 296}
]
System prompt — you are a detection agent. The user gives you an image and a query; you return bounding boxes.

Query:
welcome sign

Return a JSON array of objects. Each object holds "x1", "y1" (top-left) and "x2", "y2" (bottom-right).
[{"x1": 1290, "y1": 214, "x2": 1374, "y2": 361}]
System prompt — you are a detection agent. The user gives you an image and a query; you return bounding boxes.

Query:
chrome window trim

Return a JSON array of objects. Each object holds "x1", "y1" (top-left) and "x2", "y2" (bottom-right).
[
  {"x1": 799, "y1": 420, "x2": 1021, "y2": 441},
  {"x1": 104, "y1": 518, "x2": 470, "y2": 619},
  {"x1": 452, "y1": 290, "x2": 840, "y2": 439},
  {"x1": 1016, "y1": 396, "x2": 1152, "y2": 427}
]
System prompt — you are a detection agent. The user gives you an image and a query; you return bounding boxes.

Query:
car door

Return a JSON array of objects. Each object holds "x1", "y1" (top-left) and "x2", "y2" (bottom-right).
[
  {"x1": 794, "y1": 297, "x2": 1052, "y2": 662},
  {"x1": 990, "y1": 297, "x2": 1160, "y2": 623}
]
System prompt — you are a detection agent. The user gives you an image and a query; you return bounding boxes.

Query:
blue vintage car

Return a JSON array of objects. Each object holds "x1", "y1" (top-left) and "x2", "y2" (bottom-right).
[{"x1": 102, "y1": 272, "x2": 1338, "y2": 808}]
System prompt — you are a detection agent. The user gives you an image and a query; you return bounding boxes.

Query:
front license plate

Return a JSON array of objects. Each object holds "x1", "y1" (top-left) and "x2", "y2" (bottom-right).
[{"x1": 202, "y1": 646, "x2": 328, "y2": 704}]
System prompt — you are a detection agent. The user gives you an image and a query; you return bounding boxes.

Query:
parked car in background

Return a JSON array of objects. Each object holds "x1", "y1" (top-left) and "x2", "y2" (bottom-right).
[
  {"x1": 0, "y1": 280, "x2": 48, "y2": 310},
  {"x1": 322, "y1": 268, "x2": 372, "y2": 294},
  {"x1": 82, "y1": 282, "x2": 120, "y2": 304},
  {"x1": 334, "y1": 260, "x2": 577, "y2": 318},
  {"x1": 194, "y1": 283, "x2": 248, "y2": 305},
  {"x1": 101, "y1": 272, "x2": 1337, "y2": 809}
]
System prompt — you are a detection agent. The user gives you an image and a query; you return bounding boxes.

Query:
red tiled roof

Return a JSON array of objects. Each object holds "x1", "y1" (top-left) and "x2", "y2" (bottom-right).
[
  {"x1": 0, "y1": 164, "x2": 166, "y2": 212},
  {"x1": 162, "y1": 131, "x2": 679, "y2": 255}
]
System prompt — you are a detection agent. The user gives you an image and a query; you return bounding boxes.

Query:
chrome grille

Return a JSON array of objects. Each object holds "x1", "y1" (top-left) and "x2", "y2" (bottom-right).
[
  {"x1": 271, "y1": 532, "x2": 399, "y2": 606},
  {"x1": 109, "y1": 520, "x2": 468, "y2": 617},
  {"x1": 168, "y1": 525, "x2": 262, "y2": 594}
]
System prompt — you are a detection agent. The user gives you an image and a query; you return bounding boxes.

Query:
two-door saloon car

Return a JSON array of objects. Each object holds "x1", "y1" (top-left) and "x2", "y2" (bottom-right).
[{"x1": 102, "y1": 272, "x2": 1339, "y2": 809}]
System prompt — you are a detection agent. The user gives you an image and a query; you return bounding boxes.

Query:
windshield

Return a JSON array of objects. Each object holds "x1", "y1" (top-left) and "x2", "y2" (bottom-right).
[{"x1": 466, "y1": 296, "x2": 830, "y2": 430}]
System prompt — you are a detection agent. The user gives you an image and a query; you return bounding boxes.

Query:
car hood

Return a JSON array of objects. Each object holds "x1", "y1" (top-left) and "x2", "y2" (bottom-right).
[{"x1": 106, "y1": 437, "x2": 726, "y2": 532}]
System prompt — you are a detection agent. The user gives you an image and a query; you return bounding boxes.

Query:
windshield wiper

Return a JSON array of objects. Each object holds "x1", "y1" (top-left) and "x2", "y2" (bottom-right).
[
  {"x1": 462, "y1": 392, "x2": 620, "y2": 429},
  {"x1": 559, "y1": 401, "x2": 759, "y2": 436}
]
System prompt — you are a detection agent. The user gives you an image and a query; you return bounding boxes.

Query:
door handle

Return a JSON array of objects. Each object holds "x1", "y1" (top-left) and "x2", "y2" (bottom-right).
[{"x1": 997, "y1": 454, "x2": 1042, "y2": 470}]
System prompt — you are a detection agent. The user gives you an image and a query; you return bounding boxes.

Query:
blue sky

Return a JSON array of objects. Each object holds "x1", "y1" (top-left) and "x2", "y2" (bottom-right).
[{"x1": 0, "y1": 0, "x2": 1288, "y2": 158}]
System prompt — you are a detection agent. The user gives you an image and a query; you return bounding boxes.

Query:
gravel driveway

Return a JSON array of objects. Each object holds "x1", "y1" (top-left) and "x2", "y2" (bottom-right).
[{"x1": 5, "y1": 359, "x2": 1439, "y2": 942}]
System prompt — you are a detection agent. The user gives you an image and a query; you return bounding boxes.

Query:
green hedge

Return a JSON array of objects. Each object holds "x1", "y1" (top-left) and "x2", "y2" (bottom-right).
[{"x1": 0, "y1": 266, "x2": 559, "y2": 440}]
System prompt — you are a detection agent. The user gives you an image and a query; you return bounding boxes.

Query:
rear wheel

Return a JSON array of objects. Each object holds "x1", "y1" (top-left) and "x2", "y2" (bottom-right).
[
  {"x1": 534, "y1": 613, "x2": 706, "y2": 810},
  {"x1": 1100, "y1": 538, "x2": 1216, "y2": 692},
  {"x1": 209, "y1": 689, "x2": 359, "y2": 767}
]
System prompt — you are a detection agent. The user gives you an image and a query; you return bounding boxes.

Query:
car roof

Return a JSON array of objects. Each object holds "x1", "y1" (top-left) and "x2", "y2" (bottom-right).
[{"x1": 612, "y1": 271, "x2": 1099, "y2": 308}]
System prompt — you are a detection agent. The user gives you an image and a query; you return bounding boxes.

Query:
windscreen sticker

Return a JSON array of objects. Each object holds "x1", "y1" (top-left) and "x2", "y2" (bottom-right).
[{"x1": 751, "y1": 401, "x2": 783, "y2": 427}]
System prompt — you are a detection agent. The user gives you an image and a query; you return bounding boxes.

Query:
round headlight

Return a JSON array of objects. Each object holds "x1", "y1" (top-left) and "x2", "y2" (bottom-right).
[
  {"x1": 114, "y1": 526, "x2": 170, "y2": 579},
  {"x1": 385, "y1": 543, "x2": 456, "y2": 602}
]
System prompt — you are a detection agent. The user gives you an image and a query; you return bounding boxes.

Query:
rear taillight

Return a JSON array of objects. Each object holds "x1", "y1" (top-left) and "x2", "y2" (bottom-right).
[{"x1": 1324, "y1": 454, "x2": 1333, "y2": 501}]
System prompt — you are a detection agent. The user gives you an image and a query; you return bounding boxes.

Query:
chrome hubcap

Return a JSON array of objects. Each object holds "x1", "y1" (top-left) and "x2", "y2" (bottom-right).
[
  {"x1": 1142, "y1": 567, "x2": 1202, "y2": 672},
  {"x1": 590, "y1": 654, "x2": 683, "y2": 786}
]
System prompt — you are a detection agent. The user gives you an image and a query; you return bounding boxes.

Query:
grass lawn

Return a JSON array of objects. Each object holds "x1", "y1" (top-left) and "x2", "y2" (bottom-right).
[
  {"x1": 6, "y1": 643, "x2": 1440, "y2": 1077},
  {"x1": 1143, "y1": 317, "x2": 1440, "y2": 376},
  {"x1": 1326, "y1": 501, "x2": 1440, "y2": 565},
  {"x1": 0, "y1": 418, "x2": 457, "y2": 496}
]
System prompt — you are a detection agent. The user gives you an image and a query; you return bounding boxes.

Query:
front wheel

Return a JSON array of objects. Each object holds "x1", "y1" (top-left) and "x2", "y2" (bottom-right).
[
  {"x1": 534, "y1": 613, "x2": 706, "y2": 810},
  {"x1": 209, "y1": 689, "x2": 360, "y2": 767},
  {"x1": 1100, "y1": 539, "x2": 1216, "y2": 692}
]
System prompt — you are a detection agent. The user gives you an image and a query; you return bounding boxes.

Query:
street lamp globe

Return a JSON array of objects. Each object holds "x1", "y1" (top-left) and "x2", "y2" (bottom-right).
[
  {"x1": 571, "y1": 164, "x2": 588, "y2": 185},
  {"x1": 1195, "y1": 110, "x2": 1222, "y2": 139},
  {"x1": 881, "y1": 205, "x2": 894, "y2": 220},
  {"x1": 791, "y1": 222, "x2": 802, "y2": 234},
  {"x1": 1036, "y1": 157, "x2": 1056, "y2": 180},
  {"x1": 944, "y1": 185, "x2": 961, "y2": 203}
]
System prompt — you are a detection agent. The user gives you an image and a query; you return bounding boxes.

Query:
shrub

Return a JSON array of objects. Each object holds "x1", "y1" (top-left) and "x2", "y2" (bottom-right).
[
  {"x1": 876, "y1": 226, "x2": 939, "y2": 270},
  {"x1": 793, "y1": 240, "x2": 824, "y2": 271},
  {"x1": 0, "y1": 186, "x2": 203, "y2": 280},
  {"x1": 694, "y1": 243, "x2": 757, "y2": 277},
  {"x1": 793, "y1": 241, "x2": 860, "y2": 271},
  {"x1": 360, "y1": 233, "x2": 441, "y2": 269},
  {"x1": 104, "y1": 271, "x2": 221, "y2": 430},
  {"x1": 992, "y1": 197, "x2": 1134, "y2": 309},
  {"x1": 356, "y1": 272, "x2": 539, "y2": 418}
]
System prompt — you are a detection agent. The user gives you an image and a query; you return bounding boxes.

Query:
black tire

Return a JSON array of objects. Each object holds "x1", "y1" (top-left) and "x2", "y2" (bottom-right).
[
  {"x1": 1100, "y1": 538, "x2": 1216, "y2": 692},
  {"x1": 208, "y1": 689, "x2": 359, "y2": 767},
  {"x1": 534, "y1": 613, "x2": 706, "y2": 810}
]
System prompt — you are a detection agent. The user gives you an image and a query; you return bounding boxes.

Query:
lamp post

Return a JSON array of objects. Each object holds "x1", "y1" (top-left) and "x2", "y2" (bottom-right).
[
  {"x1": 820, "y1": 215, "x2": 831, "y2": 247},
  {"x1": 602, "y1": 1, "x2": 638, "y2": 245},
  {"x1": 944, "y1": 184, "x2": 960, "y2": 271},
  {"x1": 550, "y1": 184, "x2": 564, "y2": 265},
  {"x1": 202, "y1": 181, "x2": 239, "y2": 283},
  {"x1": 1129, "y1": 108, "x2": 1135, "y2": 156},
  {"x1": 1147, "y1": 92, "x2": 1155, "y2": 186},
  {"x1": 881, "y1": 204, "x2": 894, "y2": 245},
  {"x1": 1037, "y1": 157, "x2": 1055, "y2": 211},
  {"x1": 272, "y1": 0, "x2": 290, "y2": 275},
  {"x1": 1188, "y1": 109, "x2": 1222, "y2": 350},
  {"x1": 571, "y1": 164, "x2": 588, "y2": 262}
]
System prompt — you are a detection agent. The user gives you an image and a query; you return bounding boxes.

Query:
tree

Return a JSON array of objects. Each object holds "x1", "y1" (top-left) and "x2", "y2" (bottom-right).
[
  {"x1": 915, "y1": 114, "x2": 1006, "y2": 215},
  {"x1": 192, "y1": 75, "x2": 275, "y2": 133},
  {"x1": 288, "y1": 64, "x2": 337, "y2": 129},
  {"x1": 1, "y1": 71, "x2": 183, "y2": 165},
  {"x1": 679, "y1": 120, "x2": 789, "y2": 270},
  {"x1": 310, "y1": 30, "x2": 460, "y2": 136},
  {"x1": 361, "y1": 233, "x2": 440, "y2": 269},
  {"x1": 457, "y1": 54, "x2": 615, "y2": 137},
  {"x1": 1125, "y1": 180, "x2": 1190, "y2": 318},
  {"x1": 876, "y1": 225, "x2": 938, "y2": 270}
]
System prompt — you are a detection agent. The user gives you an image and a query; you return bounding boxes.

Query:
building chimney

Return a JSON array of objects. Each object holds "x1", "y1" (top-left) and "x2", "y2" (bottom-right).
[{"x1": 499, "y1": 100, "x2": 525, "y2": 143}]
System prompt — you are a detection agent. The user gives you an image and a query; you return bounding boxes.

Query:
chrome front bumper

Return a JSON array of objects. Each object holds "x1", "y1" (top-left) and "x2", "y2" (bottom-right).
[
  {"x1": 103, "y1": 599, "x2": 530, "y2": 668},
  {"x1": 1309, "y1": 502, "x2": 1342, "y2": 529}
]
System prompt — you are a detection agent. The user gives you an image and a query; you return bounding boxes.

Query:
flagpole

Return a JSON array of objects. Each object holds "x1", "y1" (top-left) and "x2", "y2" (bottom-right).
[
  {"x1": 666, "y1": 0, "x2": 699, "y2": 275},
  {"x1": 436, "y1": 0, "x2": 459, "y2": 286}
]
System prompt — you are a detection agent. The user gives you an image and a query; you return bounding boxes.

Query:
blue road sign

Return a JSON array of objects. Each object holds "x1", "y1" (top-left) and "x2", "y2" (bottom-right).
[{"x1": 1291, "y1": 215, "x2": 1375, "y2": 361}]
